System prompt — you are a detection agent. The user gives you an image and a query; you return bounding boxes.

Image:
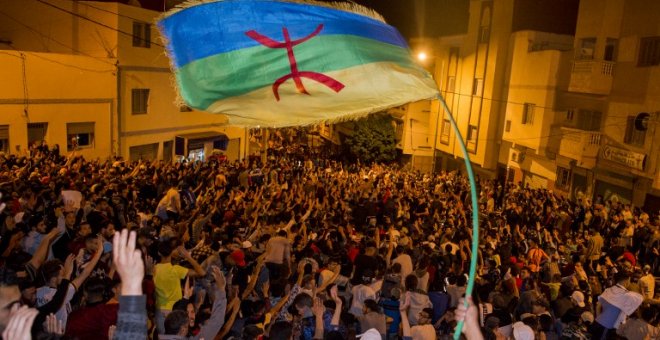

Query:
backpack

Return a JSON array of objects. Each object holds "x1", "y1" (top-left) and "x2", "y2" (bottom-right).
[{"x1": 379, "y1": 273, "x2": 401, "y2": 299}]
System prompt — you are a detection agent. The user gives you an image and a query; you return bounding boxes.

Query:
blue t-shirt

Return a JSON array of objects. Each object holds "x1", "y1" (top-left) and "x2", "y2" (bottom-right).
[{"x1": 380, "y1": 298, "x2": 401, "y2": 334}]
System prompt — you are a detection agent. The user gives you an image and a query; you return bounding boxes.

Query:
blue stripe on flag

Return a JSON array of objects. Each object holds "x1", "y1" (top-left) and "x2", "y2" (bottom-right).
[{"x1": 158, "y1": 0, "x2": 408, "y2": 68}]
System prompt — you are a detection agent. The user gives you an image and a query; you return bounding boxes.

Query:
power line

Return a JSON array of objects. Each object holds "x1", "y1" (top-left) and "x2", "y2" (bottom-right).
[
  {"x1": 34, "y1": 0, "x2": 165, "y2": 48},
  {"x1": 67, "y1": 0, "x2": 158, "y2": 27},
  {"x1": 0, "y1": 50, "x2": 115, "y2": 73},
  {"x1": 438, "y1": 89, "x2": 649, "y2": 120},
  {"x1": 407, "y1": 119, "x2": 624, "y2": 144},
  {"x1": 0, "y1": 10, "x2": 117, "y2": 67}
]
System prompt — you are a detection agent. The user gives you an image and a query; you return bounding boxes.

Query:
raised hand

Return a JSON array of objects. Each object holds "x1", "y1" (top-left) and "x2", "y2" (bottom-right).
[
  {"x1": 112, "y1": 229, "x2": 144, "y2": 296},
  {"x1": 312, "y1": 297, "x2": 324, "y2": 318},
  {"x1": 211, "y1": 265, "x2": 226, "y2": 290},
  {"x1": 45, "y1": 313, "x2": 64, "y2": 335},
  {"x1": 183, "y1": 276, "x2": 193, "y2": 300},
  {"x1": 63, "y1": 254, "x2": 75, "y2": 280},
  {"x1": 2, "y1": 306, "x2": 38, "y2": 340}
]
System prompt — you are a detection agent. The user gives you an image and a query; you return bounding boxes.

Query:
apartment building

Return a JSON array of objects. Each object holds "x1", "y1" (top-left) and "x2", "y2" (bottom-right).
[
  {"x1": 504, "y1": 0, "x2": 660, "y2": 210},
  {"x1": 0, "y1": 0, "x2": 247, "y2": 161}
]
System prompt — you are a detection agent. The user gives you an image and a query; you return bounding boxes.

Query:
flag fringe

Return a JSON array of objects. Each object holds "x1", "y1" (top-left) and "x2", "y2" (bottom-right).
[
  {"x1": 220, "y1": 98, "x2": 435, "y2": 128},
  {"x1": 157, "y1": 0, "x2": 386, "y2": 23}
]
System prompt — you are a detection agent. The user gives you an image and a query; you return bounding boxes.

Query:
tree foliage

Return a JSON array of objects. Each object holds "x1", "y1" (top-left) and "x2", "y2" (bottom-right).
[{"x1": 343, "y1": 114, "x2": 397, "y2": 164}]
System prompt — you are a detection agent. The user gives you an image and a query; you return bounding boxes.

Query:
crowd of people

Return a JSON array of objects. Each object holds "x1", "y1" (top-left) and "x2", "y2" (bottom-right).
[{"x1": 0, "y1": 138, "x2": 658, "y2": 340}]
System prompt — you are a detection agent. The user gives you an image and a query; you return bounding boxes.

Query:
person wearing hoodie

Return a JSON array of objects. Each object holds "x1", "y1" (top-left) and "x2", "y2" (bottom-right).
[{"x1": 404, "y1": 274, "x2": 432, "y2": 326}]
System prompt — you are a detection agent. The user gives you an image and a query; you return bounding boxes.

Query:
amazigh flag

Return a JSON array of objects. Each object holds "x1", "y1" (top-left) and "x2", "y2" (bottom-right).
[{"x1": 158, "y1": 0, "x2": 439, "y2": 126}]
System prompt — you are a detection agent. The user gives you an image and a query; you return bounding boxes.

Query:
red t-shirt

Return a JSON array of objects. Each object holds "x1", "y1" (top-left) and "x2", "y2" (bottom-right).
[{"x1": 65, "y1": 302, "x2": 118, "y2": 340}]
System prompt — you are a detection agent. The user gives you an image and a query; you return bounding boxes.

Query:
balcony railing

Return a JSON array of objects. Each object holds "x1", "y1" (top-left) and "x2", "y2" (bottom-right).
[
  {"x1": 569, "y1": 60, "x2": 615, "y2": 95},
  {"x1": 558, "y1": 127, "x2": 602, "y2": 169}
]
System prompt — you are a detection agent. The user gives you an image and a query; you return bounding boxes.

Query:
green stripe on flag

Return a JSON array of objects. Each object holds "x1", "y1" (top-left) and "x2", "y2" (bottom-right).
[{"x1": 176, "y1": 34, "x2": 422, "y2": 110}]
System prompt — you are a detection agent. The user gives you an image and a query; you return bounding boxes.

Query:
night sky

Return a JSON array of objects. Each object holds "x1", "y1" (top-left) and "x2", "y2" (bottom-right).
[
  {"x1": 347, "y1": 0, "x2": 470, "y2": 39},
  {"x1": 133, "y1": 0, "x2": 578, "y2": 39}
]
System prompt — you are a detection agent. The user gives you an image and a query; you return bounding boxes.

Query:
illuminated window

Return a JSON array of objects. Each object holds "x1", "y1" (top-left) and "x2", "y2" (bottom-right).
[{"x1": 67, "y1": 122, "x2": 95, "y2": 151}]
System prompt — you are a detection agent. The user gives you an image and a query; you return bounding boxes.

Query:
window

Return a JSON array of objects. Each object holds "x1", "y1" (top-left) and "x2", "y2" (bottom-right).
[
  {"x1": 132, "y1": 89, "x2": 150, "y2": 114},
  {"x1": 604, "y1": 38, "x2": 618, "y2": 62},
  {"x1": 577, "y1": 37, "x2": 596, "y2": 60},
  {"x1": 576, "y1": 110, "x2": 602, "y2": 131},
  {"x1": 163, "y1": 141, "x2": 173, "y2": 162},
  {"x1": 467, "y1": 125, "x2": 478, "y2": 147},
  {"x1": 0, "y1": 125, "x2": 8, "y2": 153},
  {"x1": 566, "y1": 109, "x2": 575, "y2": 121},
  {"x1": 522, "y1": 103, "x2": 535, "y2": 124},
  {"x1": 472, "y1": 78, "x2": 483, "y2": 96},
  {"x1": 479, "y1": 26, "x2": 490, "y2": 44},
  {"x1": 67, "y1": 122, "x2": 95, "y2": 151},
  {"x1": 556, "y1": 167, "x2": 571, "y2": 190},
  {"x1": 440, "y1": 119, "x2": 451, "y2": 144},
  {"x1": 27, "y1": 123, "x2": 48, "y2": 145},
  {"x1": 179, "y1": 105, "x2": 193, "y2": 112},
  {"x1": 446, "y1": 76, "x2": 456, "y2": 93},
  {"x1": 132, "y1": 21, "x2": 151, "y2": 48},
  {"x1": 624, "y1": 116, "x2": 646, "y2": 146},
  {"x1": 638, "y1": 37, "x2": 660, "y2": 67},
  {"x1": 505, "y1": 120, "x2": 511, "y2": 132}
]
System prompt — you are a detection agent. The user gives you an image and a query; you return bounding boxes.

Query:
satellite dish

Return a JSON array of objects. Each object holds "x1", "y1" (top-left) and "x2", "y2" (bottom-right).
[{"x1": 635, "y1": 112, "x2": 650, "y2": 131}]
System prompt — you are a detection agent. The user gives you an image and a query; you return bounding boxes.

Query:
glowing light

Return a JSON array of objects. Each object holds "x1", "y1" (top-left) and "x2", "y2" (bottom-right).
[{"x1": 417, "y1": 52, "x2": 428, "y2": 61}]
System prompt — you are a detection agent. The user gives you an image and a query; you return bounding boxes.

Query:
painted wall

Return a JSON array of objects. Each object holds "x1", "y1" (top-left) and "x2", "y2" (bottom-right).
[{"x1": 0, "y1": 51, "x2": 115, "y2": 158}]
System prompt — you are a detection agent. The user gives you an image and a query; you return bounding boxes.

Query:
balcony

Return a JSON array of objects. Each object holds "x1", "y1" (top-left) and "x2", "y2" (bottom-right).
[
  {"x1": 568, "y1": 59, "x2": 615, "y2": 95},
  {"x1": 558, "y1": 127, "x2": 602, "y2": 169}
]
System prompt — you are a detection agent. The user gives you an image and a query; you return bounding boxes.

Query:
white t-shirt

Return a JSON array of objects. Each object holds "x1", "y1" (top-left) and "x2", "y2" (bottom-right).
[
  {"x1": 392, "y1": 254, "x2": 413, "y2": 280},
  {"x1": 36, "y1": 284, "x2": 76, "y2": 329},
  {"x1": 349, "y1": 284, "x2": 376, "y2": 317}
]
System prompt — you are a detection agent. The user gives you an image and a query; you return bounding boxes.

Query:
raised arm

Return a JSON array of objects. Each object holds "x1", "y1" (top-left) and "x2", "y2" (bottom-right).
[
  {"x1": 179, "y1": 246, "x2": 207, "y2": 277},
  {"x1": 27, "y1": 228, "x2": 60, "y2": 272},
  {"x1": 198, "y1": 266, "x2": 228, "y2": 340},
  {"x1": 112, "y1": 229, "x2": 147, "y2": 340},
  {"x1": 71, "y1": 236, "x2": 104, "y2": 290}
]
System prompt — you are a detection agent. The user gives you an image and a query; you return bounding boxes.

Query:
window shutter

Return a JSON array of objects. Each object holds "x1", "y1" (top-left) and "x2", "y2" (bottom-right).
[{"x1": 67, "y1": 122, "x2": 94, "y2": 135}]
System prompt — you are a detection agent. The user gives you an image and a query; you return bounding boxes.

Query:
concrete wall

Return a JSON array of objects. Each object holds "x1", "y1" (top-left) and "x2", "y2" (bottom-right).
[
  {"x1": 503, "y1": 31, "x2": 573, "y2": 153},
  {"x1": 0, "y1": 51, "x2": 115, "y2": 158}
]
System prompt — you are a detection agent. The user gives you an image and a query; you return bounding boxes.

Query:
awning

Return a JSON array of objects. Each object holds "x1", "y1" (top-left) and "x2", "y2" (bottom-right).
[
  {"x1": 176, "y1": 131, "x2": 228, "y2": 151},
  {"x1": 176, "y1": 131, "x2": 228, "y2": 141}
]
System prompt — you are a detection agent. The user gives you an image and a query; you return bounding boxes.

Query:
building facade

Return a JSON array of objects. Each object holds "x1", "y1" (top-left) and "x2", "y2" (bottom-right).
[
  {"x1": 0, "y1": 0, "x2": 247, "y2": 161},
  {"x1": 504, "y1": 0, "x2": 660, "y2": 210}
]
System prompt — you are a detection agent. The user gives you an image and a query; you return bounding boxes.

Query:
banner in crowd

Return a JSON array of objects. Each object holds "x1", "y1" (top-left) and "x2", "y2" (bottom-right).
[{"x1": 157, "y1": 0, "x2": 439, "y2": 127}]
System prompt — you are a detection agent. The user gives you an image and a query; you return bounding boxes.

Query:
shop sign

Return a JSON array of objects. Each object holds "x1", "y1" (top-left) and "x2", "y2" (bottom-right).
[{"x1": 601, "y1": 145, "x2": 646, "y2": 171}]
